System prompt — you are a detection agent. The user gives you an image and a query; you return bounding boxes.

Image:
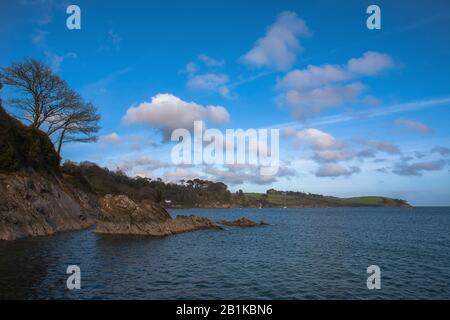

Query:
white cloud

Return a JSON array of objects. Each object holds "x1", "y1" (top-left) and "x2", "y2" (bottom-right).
[
  {"x1": 276, "y1": 51, "x2": 394, "y2": 120},
  {"x1": 277, "y1": 64, "x2": 350, "y2": 91},
  {"x1": 362, "y1": 140, "x2": 401, "y2": 155},
  {"x1": 314, "y1": 150, "x2": 353, "y2": 162},
  {"x1": 122, "y1": 93, "x2": 230, "y2": 139},
  {"x1": 99, "y1": 133, "x2": 121, "y2": 145},
  {"x1": 205, "y1": 163, "x2": 297, "y2": 186},
  {"x1": 395, "y1": 118, "x2": 432, "y2": 134},
  {"x1": 116, "y1": 156, "x2": 170, "y2": 174},
  {"x1": 242, "y1": 11, "x2": 311, "y2": 70},
  {"x1": 431, "y1": 146, "x2": 450, "y2": 157},
  {"x1": 393, "y1": 160, "x2": 447, "y2": 176},
  {"x1": 315, "y1": 164, "x2": 360, "y2": 177},
  {"x1": 273, "y1": 97, "x2": 450, "y2": 130},
  {"x1": 284, "y1": 128, "x2": 344, "y2": 150},
  {"x1": 163, "y1": 168, "x2": 203, "y2": 183},
  {"x1": 198, "y1": 54, "x2": 225, "y2": 67},
  {"x1": 186, "y1": 73, "x2": 232, "y2": 98},
  {"x1": 183, "y1": 55, "x2": 234, "y2": 98},
  {"x1": 347, "y1": 51, "x2": 395, "y2": 76},
  {"x1": 278, "y1": 83, "x2": 365, "y2": 119},
  {"x1": 184, "y1": 62, "x2": 198, "y2": 76}
]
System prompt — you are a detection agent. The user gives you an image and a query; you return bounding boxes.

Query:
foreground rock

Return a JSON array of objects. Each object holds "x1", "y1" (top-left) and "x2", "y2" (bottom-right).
[
  {"x1": 96, "y1": 195, "x2": 222, "y2": 236},
  {"x1": 217, "y1": 217, "x2": 270, "y2": 227},
  {"x1": 0, "y1": 105, "x2": 98, "y2": 241},
  {"x1": 0, "y1": 169, "x2": 98, "y2": 240}
]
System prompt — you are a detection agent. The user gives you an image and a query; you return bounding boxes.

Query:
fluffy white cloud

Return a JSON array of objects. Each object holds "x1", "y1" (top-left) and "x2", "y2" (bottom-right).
[
  {"x1": 278, "y1": 83, "x2": 365, "y2": 119},
  {"x1": 284, "y1": 128, "x2": 345, "y2": 150},
  {"x1": 122, "y1": 93, "x2": 230, "y2": 139},
  {"x1": 347, "y1": 51, "x2": 394, "y2": 76},
  {"x1": 205, "y1": 163, "x2": 297, "y2": 186},
  {"x1": 242, "y1": 11, "x2": 311, "y2": 70},
  {"x1": 277, "y1": 51, "x2": 394, "y2": 120},
  {"x1": 277, "y1": 64, "x2": 350, "y2": 91},
  {"x1": 395, "y1": 118, "x2": 432, "y2": 134}
]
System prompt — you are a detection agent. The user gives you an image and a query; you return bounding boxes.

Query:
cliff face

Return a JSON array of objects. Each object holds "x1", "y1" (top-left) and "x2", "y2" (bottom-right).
[
  {"x1": 0, "y1": 106, "x2": 98, "y2": 240},
  {"x1": 0, "y1": 169, "x2": 98, "y2": 240}
]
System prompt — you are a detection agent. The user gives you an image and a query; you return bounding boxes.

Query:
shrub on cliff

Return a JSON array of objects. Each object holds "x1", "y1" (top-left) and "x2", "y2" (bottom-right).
[{"x1": 0, "y1": 105, "x2": 60, "y2": 173}]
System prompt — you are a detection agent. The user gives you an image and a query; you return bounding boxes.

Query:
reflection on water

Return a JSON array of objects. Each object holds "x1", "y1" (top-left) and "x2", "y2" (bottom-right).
[{"x1": 0, "y1": 207, "x2": 449, "y2": 299}]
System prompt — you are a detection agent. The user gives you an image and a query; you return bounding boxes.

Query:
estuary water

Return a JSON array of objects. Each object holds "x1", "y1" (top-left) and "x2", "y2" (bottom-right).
[{"x1": 0, "y1": 207, "x2": 449, "y2": 299}]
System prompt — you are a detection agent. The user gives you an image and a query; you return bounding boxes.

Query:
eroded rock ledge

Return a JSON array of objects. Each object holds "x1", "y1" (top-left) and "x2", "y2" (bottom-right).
[
  {"x1": 96, "y1": 195, "x2": 271, "y2": 236},
  {"x1": 218, "y1": 217, "x2": 270, "y2": 227},
  {"x1": 96, "y1": 195, "x2": 222, "y2": 236}
]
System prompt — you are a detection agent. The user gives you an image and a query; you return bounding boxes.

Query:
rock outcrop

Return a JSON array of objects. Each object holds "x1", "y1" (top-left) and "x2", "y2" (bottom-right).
[
  {"x1": 0, "y1": 169, "x2": 98, "y2": 240},
  {"x1": 218, "y1": 217, "x2": 269, "y2": 227},
  {"x1": 96, "y1": 195, "x2": 222, "y2": 236},
  {"x1": 0, "y1": 105, "x2": 98, "y2": 241}
]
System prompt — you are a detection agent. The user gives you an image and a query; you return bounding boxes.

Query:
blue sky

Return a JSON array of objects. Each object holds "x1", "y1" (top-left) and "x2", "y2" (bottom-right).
[{"x1": 1, "y1": 0, "x2": 450, "y2": 205}]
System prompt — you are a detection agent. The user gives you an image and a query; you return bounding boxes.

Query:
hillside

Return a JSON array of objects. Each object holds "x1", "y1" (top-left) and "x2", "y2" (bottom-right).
[{"x1": 244, "y1": 191, "x2": 410, "y2": 208}]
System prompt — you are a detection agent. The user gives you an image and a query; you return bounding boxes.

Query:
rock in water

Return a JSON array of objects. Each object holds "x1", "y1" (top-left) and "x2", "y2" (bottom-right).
[
  {"x1": 96, "y1": 194, "x2": 222, "y2": 236},
  {"x1": 218, "y1": 217, "x2": 259, "y2": 227}
]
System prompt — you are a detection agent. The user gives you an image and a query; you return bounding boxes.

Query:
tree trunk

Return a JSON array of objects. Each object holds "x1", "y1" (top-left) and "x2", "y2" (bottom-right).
[{"x1": 57, "y1": 128, "x2": 66, "y2": 157}]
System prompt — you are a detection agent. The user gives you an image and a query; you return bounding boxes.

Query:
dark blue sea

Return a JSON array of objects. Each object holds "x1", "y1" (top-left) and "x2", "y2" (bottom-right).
[{"x1": 0, "y1": 207, "x2": 449, "y2": 299}]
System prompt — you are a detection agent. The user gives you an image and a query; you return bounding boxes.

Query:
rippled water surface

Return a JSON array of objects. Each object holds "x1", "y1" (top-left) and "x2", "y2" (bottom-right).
[{"x1": 0, "y1": 207, "x2": 449, "y2": 299}]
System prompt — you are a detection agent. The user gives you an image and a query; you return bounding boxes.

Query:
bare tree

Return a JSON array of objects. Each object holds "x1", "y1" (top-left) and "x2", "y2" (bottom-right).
[
  {"x1": 46, "y1": 89, "x2": 101, "y2": 156},
  {"x1": 0, "y1": 59, "x2": 67, "y2": 129},
  {"x1": 1, "y1": 59, "x2": 101, "y2": 156}
]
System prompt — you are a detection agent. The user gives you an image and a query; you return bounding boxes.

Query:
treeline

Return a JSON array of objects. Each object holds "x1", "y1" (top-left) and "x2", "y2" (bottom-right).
[{"x1": 61, "y1": 161, "x2": 236, "y2": 207}]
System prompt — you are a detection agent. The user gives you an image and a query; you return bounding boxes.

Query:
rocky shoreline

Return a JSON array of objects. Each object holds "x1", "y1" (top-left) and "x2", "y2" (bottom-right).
[
  {"x1": 96, "y1": 195, "x2": 223, "y2": 236},
  {"x1": 0, "y1": 169, "x2": 98, "y2": 241},
  {"x1": 0, "y1": 178, "x2": 269, "y2": 240},
  {"x1": 96, "y1": 194, "x2": 267, "y2": 236}
]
